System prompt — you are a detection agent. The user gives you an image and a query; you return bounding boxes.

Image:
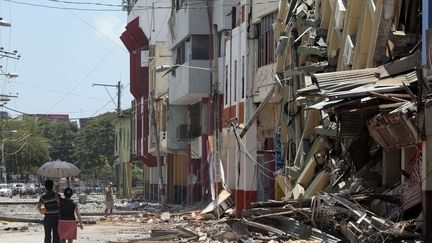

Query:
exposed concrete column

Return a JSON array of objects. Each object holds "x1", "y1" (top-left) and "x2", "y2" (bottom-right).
[
  {"x1": 382, "y1": 148, "x2": 401, "y2": 187},
  {"x1": 401, "y1": 146, "x2": 417, "y2": 184},
  {"x1": 235, "y1": 122, "x2": 257, "y2": 217}
]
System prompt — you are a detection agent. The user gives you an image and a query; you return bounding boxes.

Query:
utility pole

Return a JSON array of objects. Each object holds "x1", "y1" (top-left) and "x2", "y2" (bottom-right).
[
  {"x1": 1, "y1": 141, "x2": 4, "y2": 183},
  {"x1": 92, "y1": 81, "x2": 122, "y2": 116},
  {"x1": 150, "y1": 92, "x2": 165, "y2": 204}
]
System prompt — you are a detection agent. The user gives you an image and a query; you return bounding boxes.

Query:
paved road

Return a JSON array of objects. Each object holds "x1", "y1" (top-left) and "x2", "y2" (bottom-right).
[{"x1": 1, "y1": 222, "x2": 149, "y2": 243}]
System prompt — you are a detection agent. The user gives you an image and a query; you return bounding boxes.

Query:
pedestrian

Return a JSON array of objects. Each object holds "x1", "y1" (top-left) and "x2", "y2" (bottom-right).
[
  {"x1": 104, "y1": 182, "x2": 114, "y2": 217},
  {"x1": 58, "y1": 187, "x2": 83, "y2": 243},
  {"x1": 37, "y1": 179, "x2": 61, "y2": 243}
]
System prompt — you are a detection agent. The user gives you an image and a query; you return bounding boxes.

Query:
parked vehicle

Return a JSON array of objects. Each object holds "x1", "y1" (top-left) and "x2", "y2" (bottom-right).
[
  {"x1": 0, "y1": 183, "x2": 12, "y2": 197},
  {"x1": 25, "y1": 183, "x2": 37, "y2": 195},
  {"x1": 11, "y1": 183, "x2": 25, "y2": 195}
]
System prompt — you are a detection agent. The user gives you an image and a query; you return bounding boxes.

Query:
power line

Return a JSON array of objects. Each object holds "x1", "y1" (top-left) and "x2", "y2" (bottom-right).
[
  {"x1": 3, "y1": 105, "x2": 29, "y2": 115},
  {"x1": 45, "y1": 44, "x2": 117, "y2": 113},
  {"x1": 3, "y1": 0, "x2": 124, "y2": 11},
  {"x1": 52, "y1": 1, "x2": 128, "y2": 53},
  {"x1": 3, "y1": 0, "x2": 281, "y2": 12},
  {"x1": 14, "y1": 81, "x2": 106, "y2": 101}
]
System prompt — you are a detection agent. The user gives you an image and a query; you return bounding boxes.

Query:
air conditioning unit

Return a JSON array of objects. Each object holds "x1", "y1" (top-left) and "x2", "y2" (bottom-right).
[
  {"x1": 344, "y1": 35, "x2": 355, "y2": 66},
  {"x1": 191, "y1": 136, "x2": 202, "y2": 159},
  {"x1": 334, "y1": 0, "x2": 346, "y2": 30},
  {"x1": 176, "y1": 124, "x2": 190, "y2": 140}
]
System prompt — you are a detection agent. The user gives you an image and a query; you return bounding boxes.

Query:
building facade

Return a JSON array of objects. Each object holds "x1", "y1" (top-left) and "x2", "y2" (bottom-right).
[{"x1": 113, "y1": 114, "x2": 132, "y2": 198}]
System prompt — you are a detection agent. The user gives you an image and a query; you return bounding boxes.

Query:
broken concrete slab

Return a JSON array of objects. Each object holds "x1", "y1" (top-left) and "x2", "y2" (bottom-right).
[
  {"x1": 304, "y1": 171, "x2": 331, "y2": 198},
  {"x1": 201, "y1": 190, "x2": 234, "y2": 219}
]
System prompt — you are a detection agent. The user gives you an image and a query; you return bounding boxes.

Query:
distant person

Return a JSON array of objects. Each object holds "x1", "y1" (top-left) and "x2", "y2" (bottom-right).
[
  {"x1": 104, "y1": 182, "x2": 114, "y2": 217},
  {"x1": 58, "y1": 187, "x2": 83, "y2": 243},
  {"x1": 37, "y1": 179, "x2": 61, "y2": 243}
]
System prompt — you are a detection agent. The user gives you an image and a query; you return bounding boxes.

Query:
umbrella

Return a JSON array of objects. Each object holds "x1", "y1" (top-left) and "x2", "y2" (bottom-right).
[{"x1": 37, "y1": 160, "x2": 81, "y2": 178}]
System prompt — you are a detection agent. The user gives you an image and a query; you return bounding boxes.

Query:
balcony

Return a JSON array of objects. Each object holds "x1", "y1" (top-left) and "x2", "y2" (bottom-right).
[
  {"x1": 170, "y1": 1, "x2": 210, "y2": 47},
  {"x1": 168, "y1": 60, "x2": 211, "y2": 105}
]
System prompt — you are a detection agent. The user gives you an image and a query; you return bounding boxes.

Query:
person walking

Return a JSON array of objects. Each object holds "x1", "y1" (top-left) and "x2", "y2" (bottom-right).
[
  {"x1": 58, "y1": 187, "x2": 83, "y2": 243},
  {"x1": 104, "y1": 182, "x2": 114, "y2": 217},
  {"x1": 37, "y1": 179, "x2": 61, "y2": 243}
]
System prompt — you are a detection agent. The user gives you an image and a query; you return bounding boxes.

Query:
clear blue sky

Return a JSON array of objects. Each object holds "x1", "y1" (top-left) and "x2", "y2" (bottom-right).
[{"x1": 0, "y1": 0, "x2": 132, "y2": 119}]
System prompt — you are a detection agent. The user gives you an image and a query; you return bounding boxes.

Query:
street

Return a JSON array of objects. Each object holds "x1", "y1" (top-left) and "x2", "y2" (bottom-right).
[
  {"x1": 0, "y1": 222, "x2": 148, "y2": 243},
  {"x1": 0, "y1": 194, "x2": 151, "y2": 242},
  {"x1": 0, "y1": 194, "x2": 232, "y2": 243}
]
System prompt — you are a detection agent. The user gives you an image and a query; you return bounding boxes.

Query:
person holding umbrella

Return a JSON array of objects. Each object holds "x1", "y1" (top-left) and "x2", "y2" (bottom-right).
[
  {"x1": 37, "y1": 160, "x2": 81, "y2": 243},
  {"x1": 38, "y1": 179, "x2": 61, "y2": 243}
]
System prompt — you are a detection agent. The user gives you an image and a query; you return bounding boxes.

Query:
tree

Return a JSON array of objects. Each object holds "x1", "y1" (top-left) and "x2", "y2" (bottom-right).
[
  {"x1": 38, "y1": 119, "x2": 77, "y2": 162},
  {"x1": 73, "y1": 112, "x2": 116, "y2": 180},
  {"x1": 2, "y1": 116, "x2": 50, "y2": 175}
]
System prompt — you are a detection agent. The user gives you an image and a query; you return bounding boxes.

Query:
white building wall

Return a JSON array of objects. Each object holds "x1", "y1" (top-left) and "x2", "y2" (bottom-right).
[
  {"x1": 128, "y1": 0, "x2": 171, "y2": 44},
  {"x1": 213, "y1": 0, "x2": 236, "y2": 32},
  {"x1": 251, "y1": 0, "x2": 279, "y2": 23}
]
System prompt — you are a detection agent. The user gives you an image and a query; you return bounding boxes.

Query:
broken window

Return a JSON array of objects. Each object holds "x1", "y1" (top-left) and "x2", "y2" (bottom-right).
[{"x1": 258, "y1": 12, "x2": 276, "y2": 67}]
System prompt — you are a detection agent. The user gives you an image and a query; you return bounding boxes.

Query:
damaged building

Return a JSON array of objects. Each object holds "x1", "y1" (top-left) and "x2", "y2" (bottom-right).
[{"x1": 119, "y1": 0, "x2": 432, "y2": 241}]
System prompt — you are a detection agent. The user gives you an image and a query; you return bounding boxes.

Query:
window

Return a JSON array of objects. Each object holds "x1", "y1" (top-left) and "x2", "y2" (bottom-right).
[
  {"x1": 258, "y1": 12, "x2": 276, "y2": 67},
  {"x1": 175, "y1": 0, "x2": 180, "y2": 11},
  {"x1": 231, "y1": 7, "x2": 237, "y2": 29},
  {"x1": 241, "y1": 55, "x2": 245, "y2": 98},
  {"x1": 225, "y1": 65, "x2": 229, "y2": 105},
  {"x1": 233, "y1": 60, "x2": 237, "y2": 102},
  {"x1": 175, "y1": 42, "x2": 186, "y2": 64},
  {"x1": 190, "y1": 103, "x2": 201, "y2": 137},
  {"x1": 191, "y1": 35, "x2": 209, "y2": 60}
]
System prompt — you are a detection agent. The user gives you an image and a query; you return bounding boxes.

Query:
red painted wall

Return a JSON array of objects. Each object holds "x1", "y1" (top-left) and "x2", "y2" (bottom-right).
[{"x1": 120, "y1": 17, "x2": 156, "y2": 167}]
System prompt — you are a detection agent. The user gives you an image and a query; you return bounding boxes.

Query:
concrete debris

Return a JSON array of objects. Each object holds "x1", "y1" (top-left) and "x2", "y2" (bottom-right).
[
  {"x1": 201, "y1": 190, "x2": 234, "y2": 219},
  {"x1": 160, "y1": 212, "x2": 170, "y2": 222}
]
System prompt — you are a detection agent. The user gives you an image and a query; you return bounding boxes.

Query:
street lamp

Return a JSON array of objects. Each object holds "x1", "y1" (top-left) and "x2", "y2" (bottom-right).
[
  {"x1": 0, "y1": 72, "x2": 18, "y2": 78},
  {"x1": 156, "y1": 64, "x2": 212, "y2": 75},
  {"x1": 0, "y1": 130, "x2": 17, "y2": 184},
  {"x1": 0, "y1": 18, "x2": 11, "y2": 27}
]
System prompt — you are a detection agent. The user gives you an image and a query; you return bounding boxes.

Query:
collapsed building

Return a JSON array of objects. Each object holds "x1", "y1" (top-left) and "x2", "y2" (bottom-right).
[
  {"x1": 119, "y1": 0, "x2": 432, "y2": 239},
  {"x1": 252, "y1": 0, "x2": 432, "y2": 240}
]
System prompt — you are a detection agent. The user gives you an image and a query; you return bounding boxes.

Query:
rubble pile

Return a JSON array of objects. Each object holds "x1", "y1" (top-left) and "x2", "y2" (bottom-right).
[{"x1": 241, "y1": 192, "x2": 417, "y2": 242}]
